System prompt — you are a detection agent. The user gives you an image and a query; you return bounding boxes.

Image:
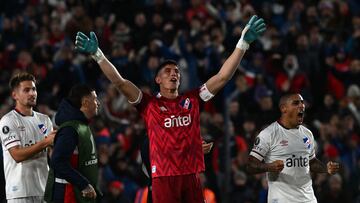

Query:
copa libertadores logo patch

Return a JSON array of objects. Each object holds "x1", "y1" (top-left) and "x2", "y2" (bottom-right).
[{"x1": 2, "y1": 126, "x2": 10, "y2": 134}]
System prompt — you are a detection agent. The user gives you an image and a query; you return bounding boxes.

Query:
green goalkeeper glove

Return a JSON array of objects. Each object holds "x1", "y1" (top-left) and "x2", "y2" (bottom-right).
[
  {"x1": 237, "y1": 15, "x2": 266, "y2": 50},
  {"x1": 75, "y1": 31, "x2": 105, "y2": 63}
]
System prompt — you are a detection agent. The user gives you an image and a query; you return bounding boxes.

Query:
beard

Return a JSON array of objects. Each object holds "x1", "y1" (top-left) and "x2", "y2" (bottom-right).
[{"x1": 26, "y1": 98, "x2": 37, "y2": 107}]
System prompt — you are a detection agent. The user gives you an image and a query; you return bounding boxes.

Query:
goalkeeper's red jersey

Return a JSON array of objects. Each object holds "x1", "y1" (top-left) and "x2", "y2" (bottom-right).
[{"x1": 136, "y1": 89, "x2": 205, "y2": 178}]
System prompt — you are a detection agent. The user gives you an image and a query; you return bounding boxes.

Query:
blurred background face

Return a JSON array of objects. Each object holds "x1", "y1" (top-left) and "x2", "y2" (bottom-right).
[{"x1": 12, "y1": 81, "x2": 37, "y2": 108}]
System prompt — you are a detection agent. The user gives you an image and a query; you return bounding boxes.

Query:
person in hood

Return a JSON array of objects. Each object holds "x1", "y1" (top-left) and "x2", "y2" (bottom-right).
[{"x1": 44, "y1": 84, "x2": 100, "y2": 203}]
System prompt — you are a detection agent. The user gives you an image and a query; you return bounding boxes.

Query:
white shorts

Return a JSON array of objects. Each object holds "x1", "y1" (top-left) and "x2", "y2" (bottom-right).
[{"x1": 7, "y1": 196, "x2": 44, "y2": 203}]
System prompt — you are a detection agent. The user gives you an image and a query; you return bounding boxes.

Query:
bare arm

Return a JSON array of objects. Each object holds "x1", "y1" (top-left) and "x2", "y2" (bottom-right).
[
  {"x1": 205, "y1": 48, "x2": 246, "y2": 95},
  {"x1": 97, "y1": 57, "x2": 141, "y2": 102},
  {"x1": 205, "y1": 15, "x2": 266, "y2": 95},
  {"x1": 9, "y1": 130, "x2": 55, "y2": 163},
  {"x1": 247, "y1": 155, "x2": 284, "y2": 174},
  {"x1": 75, "y1": 32, "x2": 141, "y2": 103},
  {"x1": 309, "y1": 158, "x2": 327, "y2": 173},
  {"x1": 310, "y1": 158, "x2": 340, "y2": 174}
]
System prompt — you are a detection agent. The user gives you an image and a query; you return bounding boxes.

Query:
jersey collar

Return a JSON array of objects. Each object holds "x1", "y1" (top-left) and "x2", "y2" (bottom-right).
[{"x1": 14, "y1": 108, "x2": 34, "y2": 117}]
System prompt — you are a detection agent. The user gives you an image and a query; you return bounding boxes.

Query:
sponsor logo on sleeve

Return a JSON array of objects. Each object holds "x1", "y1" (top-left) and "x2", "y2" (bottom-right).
[{"x1": 2, "y1": 126, "x2": 9, "y2": 134}]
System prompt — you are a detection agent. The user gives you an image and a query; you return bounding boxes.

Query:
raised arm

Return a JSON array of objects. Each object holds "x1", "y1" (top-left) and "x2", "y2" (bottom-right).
[
  {"x1": 205, "y1": 15, "x2": 266, "y2": 95},
  {"x1": 75, "y1": 32, "x2": 141, "y2": 103}
]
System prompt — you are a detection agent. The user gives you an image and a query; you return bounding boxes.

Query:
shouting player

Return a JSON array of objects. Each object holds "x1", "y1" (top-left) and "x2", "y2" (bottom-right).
[
  {"x1": 247, "y1": 93, "x2": 340, "y2": 203},
  {"x1": 75, "y1": 15, "x2": 266, "y2": 203}
]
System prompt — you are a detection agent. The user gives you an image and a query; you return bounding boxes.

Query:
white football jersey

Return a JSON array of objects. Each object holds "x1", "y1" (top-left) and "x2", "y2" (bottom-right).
[
  {"x1": 250, "y1": 121, "x2": 317, "y2": 203},
  {"x1": 0, "y1": 110, "x2": 53, "y2": 199}
]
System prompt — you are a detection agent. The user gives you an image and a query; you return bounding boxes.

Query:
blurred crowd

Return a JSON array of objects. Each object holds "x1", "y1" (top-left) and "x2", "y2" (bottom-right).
[{"x1": 1, "y1": 0, "x2": 360, "y2": 202}]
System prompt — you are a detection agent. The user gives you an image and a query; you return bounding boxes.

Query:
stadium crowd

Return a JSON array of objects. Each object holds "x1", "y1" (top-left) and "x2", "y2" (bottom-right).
[{"x1": 0, "y1": 0, "x2": 360, "y2": 202}]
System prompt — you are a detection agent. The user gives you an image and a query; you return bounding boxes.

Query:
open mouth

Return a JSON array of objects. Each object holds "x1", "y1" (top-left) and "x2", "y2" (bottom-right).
[
  {"x1": 170, "y1": 78, "x2": 177, "y2": 83},
  {"x1": 29, "y1": 98, "x2": 36, "y2": 102},
  {"x1": 297, "y1": 111, "x2": 304, "y2": 118}
]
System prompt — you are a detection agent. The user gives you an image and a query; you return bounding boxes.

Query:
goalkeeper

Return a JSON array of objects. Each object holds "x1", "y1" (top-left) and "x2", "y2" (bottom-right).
[{"x1": 75, "y1": 15, "x2": 266, "y2": 203}]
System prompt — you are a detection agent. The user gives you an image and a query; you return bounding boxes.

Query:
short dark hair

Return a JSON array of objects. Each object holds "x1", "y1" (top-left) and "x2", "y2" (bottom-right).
[
  {"x1": 9, "y1": 72, "x2": 36, "y2": 91},
  {"x1": 155, "y1": 59, "x2": 178, "y2": 76},
  {"x1": 278, "y1": 93, "x2": 298, "y2": 109},
  {"x1": 67, "y1": 84, "x2": 94, "y2": 109}
]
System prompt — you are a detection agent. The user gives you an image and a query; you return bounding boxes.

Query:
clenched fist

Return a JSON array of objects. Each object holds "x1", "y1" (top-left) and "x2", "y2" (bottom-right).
[
  {"x1": 267, "y1": 160, "x2": 284, "y2": 172},
  {"x1": 327, "y1": 161, "x2": 340, "y2": 175}
]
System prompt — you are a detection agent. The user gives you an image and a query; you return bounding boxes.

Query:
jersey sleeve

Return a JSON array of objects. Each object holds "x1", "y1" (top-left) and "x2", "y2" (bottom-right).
[
  {"x1": 249, "y1": 130, "x2": 271, "y2": 161},
  {"x1": 45, "y1": 116, "x2": 53, "y2": 133},
  {"x1": 134, "y1": 91, "x2": 151, "y2": 117},
  {"x1": 0, "y1": 116, "x2": 21, "y2": 149}
]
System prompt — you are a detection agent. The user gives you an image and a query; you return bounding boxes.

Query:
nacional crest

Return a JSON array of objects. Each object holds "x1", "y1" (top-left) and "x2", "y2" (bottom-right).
[
  {"x1": 179, "y1": 98, "x2": 192, "y2": 110},
  {"x1": 38, "y1": 124, "x2": 48, "y2": 134},
  {"x1": 303, "y1": 137, "x2": 311, "y2": 149}
]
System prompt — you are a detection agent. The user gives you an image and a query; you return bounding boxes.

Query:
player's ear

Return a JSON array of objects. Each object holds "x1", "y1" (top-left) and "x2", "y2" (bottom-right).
[
  {"x1": 81, "y1": 96, "x2": 89, "y2": 109},
  {"x1": 155, "y1": 75, "x2": 161, "y2": 85},
  {"x1": 11, "y1": 89, "x2": 18, "y2": 100},
  {"x1": 280, "y1": 104, "x2": 287, "y2": 114}
]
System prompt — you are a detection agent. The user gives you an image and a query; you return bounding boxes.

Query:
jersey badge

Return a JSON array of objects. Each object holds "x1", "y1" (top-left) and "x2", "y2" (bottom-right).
[
  {"x1": 38, "y1": 124, "x2": 48, "y2": 134},
  {"x1": 2, "y1": 126, "x2": 9, "y2": 134},
  {"x1": 303, "y1": 137, "x2": 311, "y2": 149},
  {"x1": 179, "y1": 98, "x2": 192, "y2": 110}
]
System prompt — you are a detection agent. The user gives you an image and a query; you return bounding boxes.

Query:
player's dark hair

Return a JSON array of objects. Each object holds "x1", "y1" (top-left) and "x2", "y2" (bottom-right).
[
  {"x1": 155, "y1": 59, "x2": 178, "y2": 76},
  {"x1": 278, "y1": 93, "x2": 298, "y2": 109},
  {"x1": 67, "y1": 84, "x2": 94, "y2": 109},
  {"x1": 9, "y1": 72, "x2": 36, "y2": 91}
]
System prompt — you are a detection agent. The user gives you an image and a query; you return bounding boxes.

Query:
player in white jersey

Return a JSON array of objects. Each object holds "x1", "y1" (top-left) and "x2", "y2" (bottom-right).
[
  {"x1": 247, "y1": 93, "x2": 340, "y2": 203},
  {"x1": 0, "y1": 72, "x2": 56, "y2": 203}
]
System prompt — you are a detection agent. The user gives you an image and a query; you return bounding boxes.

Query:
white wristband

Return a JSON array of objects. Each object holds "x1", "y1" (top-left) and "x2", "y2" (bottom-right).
[
  {"x1": 236, "y1": 40, "x2": 249, "y2": 50},
  {"x1": 237, "y1": 25, "x2": 250, "y2": 50},
  {"x1": 91, "y1": 48, "x2": 105, "y2": 63}
]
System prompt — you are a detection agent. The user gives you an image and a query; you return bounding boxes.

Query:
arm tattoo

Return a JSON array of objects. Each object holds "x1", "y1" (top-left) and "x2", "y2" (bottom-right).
[
  {"x1": 247, "y1": 156, "x2": 268, "y2": 174},
  {"x1": 309, "y1": 158, "x2": 327, "y2": 173}
]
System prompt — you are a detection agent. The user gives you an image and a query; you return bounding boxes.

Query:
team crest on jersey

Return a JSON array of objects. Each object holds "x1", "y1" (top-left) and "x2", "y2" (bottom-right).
[
  {"x1": 303, "y1": 137, "x2": 311, "y2": 149},
  {"x1": 179, "y1": 98, "x2": 192, "y2": 110},
  {"x1": 38, "y1": 124, "x2": 47, "y2": 134}
]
